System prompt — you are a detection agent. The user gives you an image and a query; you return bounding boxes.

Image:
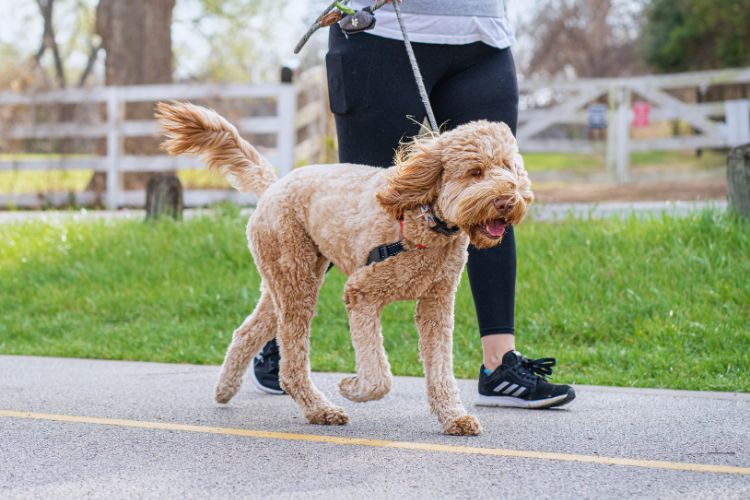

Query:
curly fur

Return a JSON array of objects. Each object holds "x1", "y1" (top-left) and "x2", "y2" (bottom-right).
[
  {"x1": 156, "y1": 101, "x2": 277, "y2": 195},
  {"x1": 157, "y1": 101, "x2": 534, "y2": 436}
]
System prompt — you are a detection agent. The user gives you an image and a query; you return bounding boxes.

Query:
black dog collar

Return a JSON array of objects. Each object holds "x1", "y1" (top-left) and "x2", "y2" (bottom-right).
[
  {"x1": 418, "y1": 205, "x2": 459, "y2": 236},
  {"x1": 366, "y1": 207, "x2": 459, "y2": 266}
]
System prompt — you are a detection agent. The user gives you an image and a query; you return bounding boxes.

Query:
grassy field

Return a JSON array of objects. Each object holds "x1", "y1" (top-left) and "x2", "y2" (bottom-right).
[
  {"x1": 1, "y1": 208, "x2": 748, "y2": 391},
  {"x1": 522, "y1": 149, "x2": 726, "y2": 173},
  {"x1": 0, "y1": 149, "x2": 727, "y2": 195}
]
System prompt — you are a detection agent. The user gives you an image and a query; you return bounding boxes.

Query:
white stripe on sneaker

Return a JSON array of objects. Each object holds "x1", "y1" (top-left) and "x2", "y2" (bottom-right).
[
  {"x1": 503, "y1": 383, "x2": 519, "y2": 395},
  {"x1": 493, "y1": 381, "x2": 510, "y2": 393},
  {"x1": 250, "y1": 365, "x2": 286, "y2": 395},
  {"x1": 512, "y1": 386, "x2": 526, "y2": 397},
  {"x1": 475, "y1": 393, "x2": 570, "y2": 409}
]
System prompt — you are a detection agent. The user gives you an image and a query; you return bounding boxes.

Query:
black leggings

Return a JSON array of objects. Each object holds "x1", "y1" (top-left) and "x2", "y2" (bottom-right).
[{"x1": 327, "y1": 26, "x2": 518, "y2": 336}]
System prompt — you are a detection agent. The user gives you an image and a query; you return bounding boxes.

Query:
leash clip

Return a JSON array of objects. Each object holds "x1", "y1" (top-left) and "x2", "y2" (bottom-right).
[
  {"x1": 339, "y1": 7, "x2": 377, "y2": 34},
  {"x1": 295, "y1": 1, "x2": 390, "y2": 53}
]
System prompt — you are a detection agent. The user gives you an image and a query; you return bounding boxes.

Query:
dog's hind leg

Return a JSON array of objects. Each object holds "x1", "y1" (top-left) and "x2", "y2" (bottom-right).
[
  {"x1": 215, "y1": 288, "x2": 277, "y2": 404},
  {"x1": 265, "y1": 253, "x2": 348, "y2": 425},
  {"x1": 338, "y1": 280, "x2": 393, "y2": 402},
  {"x1": 416, "y1": 292, "x2": 481, "y2": 436}
]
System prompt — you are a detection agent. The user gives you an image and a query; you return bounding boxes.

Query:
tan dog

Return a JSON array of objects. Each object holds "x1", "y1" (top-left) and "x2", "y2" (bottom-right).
[{"x1": 157, "y1": 102, "x2": 533, "y2": 435}]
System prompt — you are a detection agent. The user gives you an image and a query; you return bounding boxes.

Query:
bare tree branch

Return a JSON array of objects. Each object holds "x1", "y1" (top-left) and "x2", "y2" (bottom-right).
[
  {"x1": 522, "y1": 0, "x2": 646, "y2": 79},
  {"x1": 48, "y1": 27, "x2": 67, "y2": 87},
  {"x1": 78, "y1": 41, "x2": 102, "y2": 87},
  {"x1": 33, "y1": 0, "x2": 67, "y2": 88},
  {"x1": 33, "y1": 0, "x2": 50, "y2": 65}
]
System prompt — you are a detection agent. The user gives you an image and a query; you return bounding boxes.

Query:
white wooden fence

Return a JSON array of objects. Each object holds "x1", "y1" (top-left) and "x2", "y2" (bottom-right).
[
  {"x1": 2, "y1": 66, "x2": 749, "y2": 209},
  {"x1": 518, "y1": 67, "x2": 750, "y2": 181},
  {"x1": 0, "y1": 66, "x2": 327, "y2": 209}
]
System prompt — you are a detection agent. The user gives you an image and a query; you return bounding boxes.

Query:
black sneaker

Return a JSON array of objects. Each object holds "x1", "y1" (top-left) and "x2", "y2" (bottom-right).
[
  {"x1": 251, "y1": 338, "x2": 286, "y2": 395},
  {"x1": 475, "y1": 350, "x2": 575, "y2": 409}
]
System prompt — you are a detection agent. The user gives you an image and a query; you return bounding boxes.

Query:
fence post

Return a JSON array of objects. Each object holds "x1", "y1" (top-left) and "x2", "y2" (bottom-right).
[
  {"x1": 105, "y1": 88, "x2": 123, "y2": 209},
  {"x1": 724, "y1": 99, "x2": 750, "y2": 148},
  {"x1": 277, "y1": 84, "x2": 297, "y2": 177},
  {"x1": 606, "y1": 86, "x2": 617, "y2": 174},
  {"x1": 727, "y1": 144, "x2": 750, "y2": 217},
  {"x1": 615, "y1": 85, "x2": 631, "y2": 182}
]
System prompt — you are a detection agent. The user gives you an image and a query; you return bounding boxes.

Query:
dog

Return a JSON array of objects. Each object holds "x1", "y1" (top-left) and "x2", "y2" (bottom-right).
[{"x1": 156, "y1": 101, "x2": 533, "y2": 435}]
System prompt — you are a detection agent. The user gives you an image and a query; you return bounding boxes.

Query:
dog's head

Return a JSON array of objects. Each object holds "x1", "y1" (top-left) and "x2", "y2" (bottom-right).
[{"x1": 376, "y1": 121, "x2": 534, "y2": 249}]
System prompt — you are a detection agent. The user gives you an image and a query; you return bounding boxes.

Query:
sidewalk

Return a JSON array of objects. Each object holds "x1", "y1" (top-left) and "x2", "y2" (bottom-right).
[
  {"x1": 1, "y1": 356, "x2": 748, "y2": 499},
  {"x1": 0, "y1": 200, "x2": 728, "y2": 225}
]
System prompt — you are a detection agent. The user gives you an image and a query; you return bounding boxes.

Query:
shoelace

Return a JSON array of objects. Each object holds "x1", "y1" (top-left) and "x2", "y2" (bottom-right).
[
  {"x1": 256, "y1": 344, "x2": 280, "y2": 371},
  {"x1": 519, "y1": 356, "x2": 556, "y2": 379}
]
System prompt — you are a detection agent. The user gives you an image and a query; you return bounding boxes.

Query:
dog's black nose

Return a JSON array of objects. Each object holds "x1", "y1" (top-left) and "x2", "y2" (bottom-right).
[{"x1": 494, "y1": 197, "x2": 514, "y2": 212}]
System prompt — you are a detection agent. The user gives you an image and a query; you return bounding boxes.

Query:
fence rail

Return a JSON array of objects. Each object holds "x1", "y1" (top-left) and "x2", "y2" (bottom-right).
[
  {"x1": 0, "y1": 66, "x2": 327, "y2": 209},
  {"x1": 1, "y1": 66, "x2": 749, "y2": 209},
  {"x1": 517, "y1": 67, "x2": 750, "y2": 181}
]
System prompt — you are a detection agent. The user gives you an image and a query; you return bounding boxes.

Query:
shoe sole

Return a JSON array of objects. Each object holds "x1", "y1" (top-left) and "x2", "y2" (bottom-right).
[
  {"x1": 250, "y1": 365, "x2": 286, "y2": 395},
  {"x1": 475, "y1": 388, "x2": 576, "y2": 409}
]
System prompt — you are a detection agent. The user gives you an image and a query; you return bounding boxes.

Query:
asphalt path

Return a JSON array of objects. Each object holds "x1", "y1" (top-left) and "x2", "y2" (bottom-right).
[{"x1": 1, "y1": 356, "x2": 748, "y2": 499}]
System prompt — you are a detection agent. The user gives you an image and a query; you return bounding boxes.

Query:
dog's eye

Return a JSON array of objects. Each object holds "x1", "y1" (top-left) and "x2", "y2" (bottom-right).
[{"x1": 468, "y1": 169, "x2": 483, "y2": 178}]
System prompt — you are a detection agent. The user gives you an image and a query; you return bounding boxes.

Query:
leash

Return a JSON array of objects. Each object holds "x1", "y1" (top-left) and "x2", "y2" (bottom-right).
[
  {"x1": 295, "y1": 1, "x2": 438, "y2": 132},
  {"x1": 390, "y1": 1, "x2": 438, "y2": 132}
]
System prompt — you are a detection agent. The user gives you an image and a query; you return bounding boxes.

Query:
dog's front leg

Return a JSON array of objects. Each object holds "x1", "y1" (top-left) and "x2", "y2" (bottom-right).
[
  {"x1": 416, "y1": 293, "x2": 481, "y2": 436},
  {"x1": 338, "y1": 285, "x2": 393, "y2": 402}
]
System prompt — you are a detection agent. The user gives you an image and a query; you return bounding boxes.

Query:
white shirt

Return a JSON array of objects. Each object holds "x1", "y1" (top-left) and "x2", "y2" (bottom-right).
[{"x1": 348, "y1": 1, "x2": 515, "y2": 49}]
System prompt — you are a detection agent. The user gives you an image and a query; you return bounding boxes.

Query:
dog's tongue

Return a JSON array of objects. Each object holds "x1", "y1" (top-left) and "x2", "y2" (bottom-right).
[{"x1": 484, "y1": 219, "x2": 506, "y2": 237}]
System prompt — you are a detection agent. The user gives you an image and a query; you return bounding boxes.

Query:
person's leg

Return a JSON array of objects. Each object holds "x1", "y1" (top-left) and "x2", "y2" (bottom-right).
[
  {"x1": 430, "y1": 45, "x2": 574, "y2": 407},
  {"x1": 430, "y1": 45, "x2": 519, "y2": 371}
]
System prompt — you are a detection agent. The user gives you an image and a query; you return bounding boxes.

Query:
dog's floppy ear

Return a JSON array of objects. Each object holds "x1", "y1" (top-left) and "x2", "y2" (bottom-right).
[{"x1": 376, "y1": 135, "x2": 443, "y2": 219}]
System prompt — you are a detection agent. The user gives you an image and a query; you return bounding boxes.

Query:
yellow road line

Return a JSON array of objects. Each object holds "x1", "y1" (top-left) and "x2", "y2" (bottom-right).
[{"x1": 2, "y1": 409, "x2": 748, "y2": 476}]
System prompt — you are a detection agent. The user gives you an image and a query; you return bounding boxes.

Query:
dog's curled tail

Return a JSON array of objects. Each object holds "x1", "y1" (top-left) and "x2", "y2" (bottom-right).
[{"x1": 156, "y1": 101, "x2": 277, "y2": 197}]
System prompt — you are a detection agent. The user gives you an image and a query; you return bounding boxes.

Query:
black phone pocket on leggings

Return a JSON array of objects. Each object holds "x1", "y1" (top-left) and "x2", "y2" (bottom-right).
[{"x1": 325, "y1": 52, "x2": 350, "y2": 114}]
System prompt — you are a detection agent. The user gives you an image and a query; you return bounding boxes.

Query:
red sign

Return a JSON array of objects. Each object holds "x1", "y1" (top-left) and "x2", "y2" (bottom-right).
[{"x1": 632, "y1": 101, "x2": 650, "y2": 127}]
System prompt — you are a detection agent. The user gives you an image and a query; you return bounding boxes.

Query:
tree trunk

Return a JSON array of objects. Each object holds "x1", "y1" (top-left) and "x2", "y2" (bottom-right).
[
  {"x1": 96, "y1": 0, "x2": 175, "y2": 86},
  {"x1": 727, "y1": 144, "x2": 750, "y2": 217},
  {"x1": 145, "y1": 174, "x2": 183, "y2": 221},
  {"x1": 89, "y1": 0, "x2": 176, "y2": 202}
]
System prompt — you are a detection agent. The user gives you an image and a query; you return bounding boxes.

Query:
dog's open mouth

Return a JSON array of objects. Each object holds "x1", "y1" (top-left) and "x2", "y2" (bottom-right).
[{"x1": 478, "y1": 218, "x2": 507, "y2": 239}]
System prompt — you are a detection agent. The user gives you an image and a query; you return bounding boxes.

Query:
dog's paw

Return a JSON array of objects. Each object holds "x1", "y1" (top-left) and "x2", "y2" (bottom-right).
[
  {"x1": 306, "y1": 406, "x2": 349, "y2": 425},
  {"x1": 214, "y1": 381, "x2": 240, "y2": 404},
  {"x1": 443, "y1": 415, "x2": 481, "y2": 436},
  {"x1": 338, "y1": 375, "x2": 391, "y2": 402}
]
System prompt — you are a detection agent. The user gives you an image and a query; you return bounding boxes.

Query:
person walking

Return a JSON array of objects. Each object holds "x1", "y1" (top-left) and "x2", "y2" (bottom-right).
[{"x1": 252, "y1": 0, "x2": 575, "y2": 409}]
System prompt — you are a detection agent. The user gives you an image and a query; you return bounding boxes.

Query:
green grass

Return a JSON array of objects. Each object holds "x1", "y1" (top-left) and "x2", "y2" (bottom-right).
[
  {"x1": 523, "y1": 152, "x2": 603, "y2": 173},
  {"x1": 1, "y1": 208, "x2": 748, "y2": 391},
  {"x1": 630, "y1": 149, "x2": 727, "y2": 170},
  {"x1": 522, "y1": 149, "x2": 726, "y2": 173}
]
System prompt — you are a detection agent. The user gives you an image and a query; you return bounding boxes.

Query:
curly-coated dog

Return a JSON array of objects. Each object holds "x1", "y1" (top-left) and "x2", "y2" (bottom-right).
[{"x1": 156, "y1": 101, "x2": 533, "y2": 435}]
